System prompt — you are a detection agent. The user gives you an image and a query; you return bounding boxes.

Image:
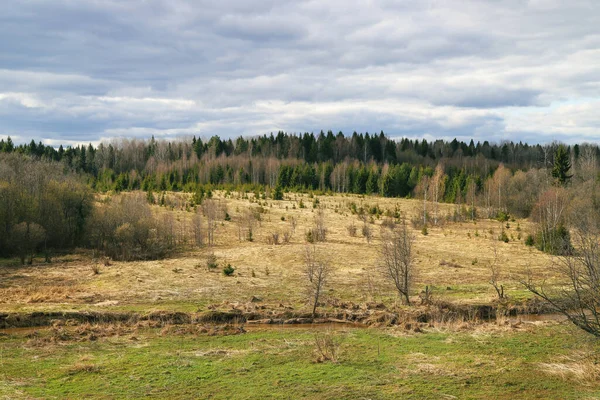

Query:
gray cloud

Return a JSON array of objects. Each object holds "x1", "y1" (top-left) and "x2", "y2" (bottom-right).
[{"x1": 1, "y1": 0, "x2": 599, "y2": 145}]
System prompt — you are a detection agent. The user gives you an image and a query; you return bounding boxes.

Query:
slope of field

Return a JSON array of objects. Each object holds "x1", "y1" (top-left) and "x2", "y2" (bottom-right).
[{"x1": 0, "y1": 192, "x2": 553, "y2": 314}]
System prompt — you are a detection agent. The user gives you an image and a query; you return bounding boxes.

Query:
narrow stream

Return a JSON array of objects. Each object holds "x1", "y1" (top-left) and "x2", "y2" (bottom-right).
[{"x1": 0, "y1": 314, "x2": 567, "y2": 336}]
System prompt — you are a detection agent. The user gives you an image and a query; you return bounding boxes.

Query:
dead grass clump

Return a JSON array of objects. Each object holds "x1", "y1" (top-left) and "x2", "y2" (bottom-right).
[
  {"x1": 439, "y1": 260, "x2": 463, "y2": 269},
  {"x1": 67, "y1": 363, "x2": 102, "y2": 375},
  {"x1": 313, "y1": 330, "x2": 343, "y2": 363},
  {"x1": 12, "y1": 286, "x2": 77, "y2": 304},
  {"x1": 380, "y1": 217, "x2": 396, "y2": 230},
  {"x1": 160, "y1": 324, "x2": 209, "y2": 336},
  {"x1": 161, "y1": 323, "x2": 246, "y2": 337},
  {"x1": 539, "y1": 357, "x2": 600, "y2": 385},
  {"x1": 73, "y1": 322, "x2": 133, "y2": 339}
]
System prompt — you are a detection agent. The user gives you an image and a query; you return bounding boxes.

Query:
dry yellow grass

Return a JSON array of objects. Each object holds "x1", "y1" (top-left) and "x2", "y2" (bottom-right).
[
  {"x1": 0, "y1": 191, "x2": 558, "y2": 314},
  {"x1": 539, "y1": 352, "x2": 600, "y2": 385}
]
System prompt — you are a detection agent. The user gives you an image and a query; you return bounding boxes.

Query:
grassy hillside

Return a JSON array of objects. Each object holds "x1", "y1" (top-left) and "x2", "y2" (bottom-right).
[{"x1": 0, "y1": 192, "x2": 553, "y2": 313}]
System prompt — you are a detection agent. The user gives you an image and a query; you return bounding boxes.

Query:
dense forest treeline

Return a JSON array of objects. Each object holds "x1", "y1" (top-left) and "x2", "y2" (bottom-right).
[
  {"x1": 1, "y1": 132, "x2": 599, "y2": 261},
  {"x1": 1, "y1": 132, "x2": 598, "y2": 198}
]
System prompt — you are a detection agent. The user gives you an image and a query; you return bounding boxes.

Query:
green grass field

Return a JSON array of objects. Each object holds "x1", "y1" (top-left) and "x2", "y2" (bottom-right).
[{"x1": 1, "y1": 323, "x2": 599, "y2": 399}]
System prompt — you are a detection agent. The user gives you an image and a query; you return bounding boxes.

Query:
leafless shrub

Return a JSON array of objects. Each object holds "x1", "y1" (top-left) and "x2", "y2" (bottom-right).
[
  {"x1": 91, "y1": 263, "x2": 100, "y2": 275},
  {"x1": 381, "y1": 217, "x2": 396, "y2": 230},
  {"x1": 362, "y1": 223, "x2": 372, "y2": 243},
  {"x1": 266, "y1": 232, "x2": 280, "y2": 245},
  {"x1": 419, "y1": 285, "x2": 433, "y2": 305},
  {"x1": 282, "y1": 230, "x2": 292, "y2": 244},
  {"x1": 206, "y1": 252, "x2": 218, "y2": 270},
  {"x1": 314, "y1": 330, "x2": 343, "y2": 363},
  {"x1": 347, "y1": 223, "x2": 357, "y2": 237}
]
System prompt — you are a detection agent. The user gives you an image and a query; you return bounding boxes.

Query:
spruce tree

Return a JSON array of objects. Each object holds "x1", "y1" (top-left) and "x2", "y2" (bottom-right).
[
  {"x1": 551, "y1": 145, "x2": 572, "y2": 185},
  {"x1": 272, "y1": 184, "x2": 283, "y2": 200}
]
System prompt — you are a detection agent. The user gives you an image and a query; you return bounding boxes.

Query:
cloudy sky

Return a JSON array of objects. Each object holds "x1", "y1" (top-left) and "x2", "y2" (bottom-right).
[{"x1": 1, "y1": 0, "x2": 599, "y2": 146}]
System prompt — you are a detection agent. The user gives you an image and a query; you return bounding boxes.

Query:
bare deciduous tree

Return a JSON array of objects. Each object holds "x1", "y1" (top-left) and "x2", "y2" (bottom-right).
[
  {"x1": 304, "y1": 245, "x2": 317, "y2": 283},
  {"x1": 415, "y1": 174, "x2": 430, "y2": 226},
  {"x1": 523, "y1": 190, "x2": 600, "y2": 336},
  {"x1": 191, "y1": 211, "x2": 204, "y2": 247},
  {"x1": 488, "y1": 239, "x2": 506, "y2": 300},
  {"x1": 237, "y1": 208, "x2": 257, "y2": 242},
  {"x1": 380, "y1": 218, "x2": 415, "y2": 305},
  {"x1": 466, "y1": 177, "x2": 477, "y2": 220},
  {"x1": 202, "y1": 199, "x2": 219, "y2": 246},
  {"x1": 430, "y1": 164, "x2": 446, "y2": 226},
  {"x1": 523, "y1": 224, "x2": 600, "y2": 337},
  {"x1": 313, "y1": 207, "x2": 327, "y2": 242},
  {"x1": 304, "y1": 245, "x2": 331, "y2": 317},
  {"x1": 10, "y1": 222, "x2": 45, "y2": 265}
]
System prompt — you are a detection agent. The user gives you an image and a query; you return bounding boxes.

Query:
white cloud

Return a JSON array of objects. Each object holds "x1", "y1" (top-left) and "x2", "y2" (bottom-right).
[{"x1": 0, "y1": 93, "x2": 45, "y2": 108}]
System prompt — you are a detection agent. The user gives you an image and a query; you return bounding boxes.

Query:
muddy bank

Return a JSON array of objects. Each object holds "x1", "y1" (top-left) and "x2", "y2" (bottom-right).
[
  {"x1": 0, "y1": 299, "x2": 558, "y2": 330},
  {"x1": 0, "y1": 311, "x2": 195, "y2": 329}
]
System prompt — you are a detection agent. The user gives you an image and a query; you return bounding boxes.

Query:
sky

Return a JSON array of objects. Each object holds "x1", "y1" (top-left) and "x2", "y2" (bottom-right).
[{"x1": 1, "y1": 0, "x2": 599, "y2": 146}]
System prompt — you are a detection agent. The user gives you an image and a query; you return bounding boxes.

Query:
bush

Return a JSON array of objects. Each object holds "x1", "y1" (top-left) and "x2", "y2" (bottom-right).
[
  {"x1": 362, "y1": 223, "x2": 372, "y2": 242},
  {"x1": 306, "y1": 229, "x2": 315, "y2": 243},
  {"x1": 314, "y1": 331, "x2": 343, "y2": 363},
  {"x1": 206, "y1": 253, "x2": 218, "y2": 270},
  {"x1": 347, "y1": 223, "x2": 357, "y2": 237},
  {"x1": 496, "y1": 211, "x2": 510, "y2": 222},
  {"x1": 381, "y1": 217, "x2": 396, "y2": 230},
  {"x1": 499, "y1": 231, "x2": 509, "y2": 243},
  {"x1": 223, "y1": 264, "x2": 235, "y2": 276},
  {"x1": 91, "y1": 263, "x2": 100, "y2": 275},
  {"x1": 525, "y1": 234, "x2": 535, "y2": 246}
]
